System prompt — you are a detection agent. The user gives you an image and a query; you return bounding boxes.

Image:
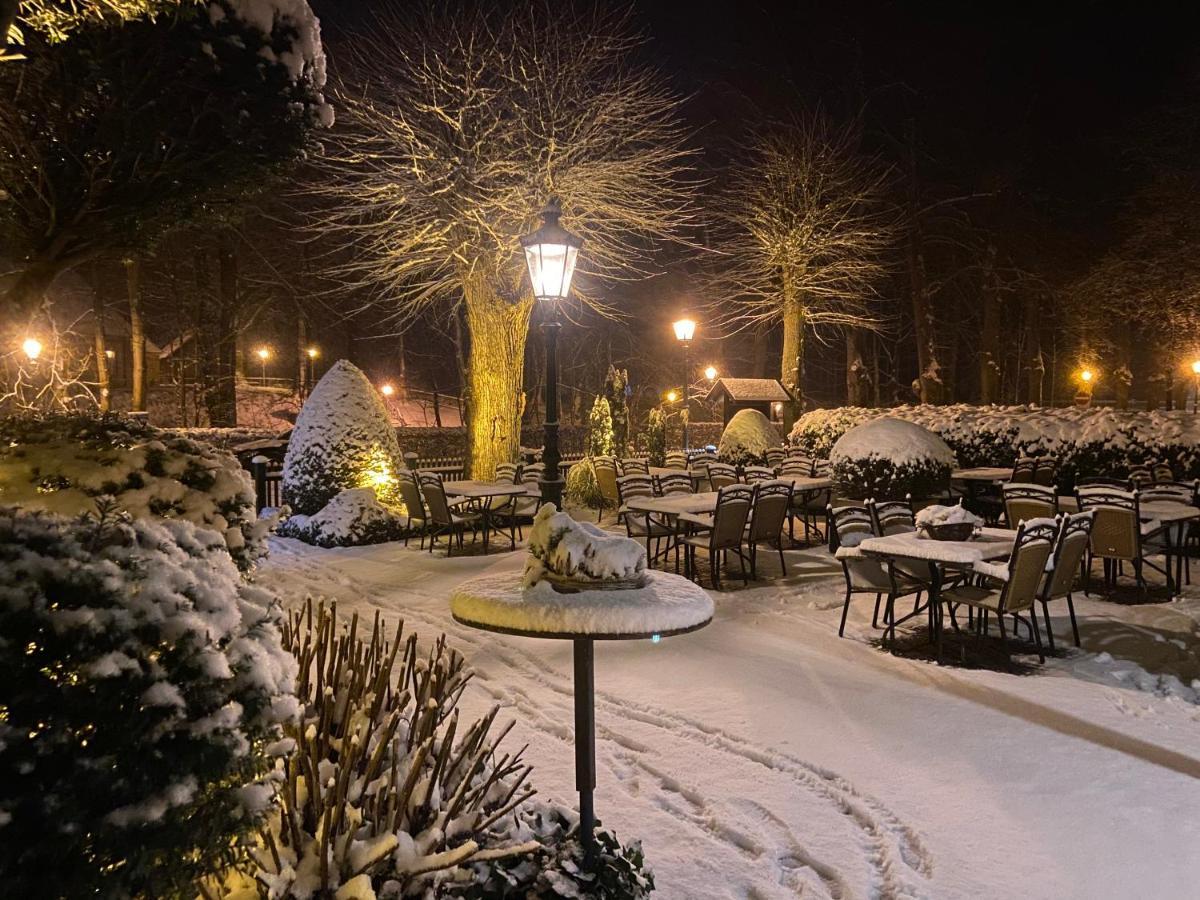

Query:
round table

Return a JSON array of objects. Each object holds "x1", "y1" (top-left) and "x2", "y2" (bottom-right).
[{"x1": 450, "y1": 570, "x2": 713, "y2": 861}]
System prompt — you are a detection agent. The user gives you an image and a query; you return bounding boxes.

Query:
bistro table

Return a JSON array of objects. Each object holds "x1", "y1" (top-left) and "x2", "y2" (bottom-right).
[
  {"x1": 450, "y1": 570, "x2": 712, "y2": 862},
  {"x1": 440, "y1": 480, "x2": 537, "y2": 552},
  {"x1": 951, "y1": 466, "x2": 1013, "y2": 482},
  {"x1": 858, "y1": 527, "x2": 1017, "y2": 659}
]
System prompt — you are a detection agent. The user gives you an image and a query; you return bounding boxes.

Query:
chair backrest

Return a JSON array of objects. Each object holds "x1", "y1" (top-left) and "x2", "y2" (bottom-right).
[
  {"x1": 655, "y1": 472, "x2": 693, "y2": 495},
  {"x1": 708, "y1": 484, "x2": 754, "y2": 551},
  {"x1": 1152, "y1": 462, "x2": 1176, "y2": 483},
  {"x1": 1075, "y1": 488, "x2": 1139, "y2": 560},
  {"x1": 868, "y1": 496, "x2": 915, "y2": 536},
  {"x1": 765, "y1": 447, "x2": 786, "y2": 468},
  {"x1": 1003, "y1": 482, "x2": 1057, "y2": 526},
  {"x1": 827, "y1": 504, "x2": 873, "y2": 553},
  {"x1": 664, "y1": 451, "x2": 687, "y2": 469},
  {"x1": 1138, "y1": 482, "x2": 1196, "y2": 505},
  {"x1": 813, "y1": 458, "x2": 832, "y2": 476},
  {"x1": 1011, "y1": 457, "x2": 1037, "y2": 483},
  {"x1": 707, "y1": 462, "x2": 738, "y2": 491},
  {"x1": 748, "y1": 481, "x2": 792, "y2": 544},
  {"x1": 620, "y1": 458, "x2": 649, "y2": 475},
  {"x1": 688, "y1": 451, "x2": 718, "y2": 473},
  {"x1": 616, "y1": 473, "x2": 654, "y2": 504},
  {"x1": 398, "y1": 471, "x2": 426, "y2": 521},
  {"x1": 494, "y1": 462, "x2": 518, "y2": 484},
  {"x1": 1076, "y1": 476, "x2": 1134, "y2": 491},
  {"x1": 779, "y1": 458, "x2": 815, "y2": 477},
  {"x1": 999, "y1": 519, "x2": 1058, "y2": 612},
  {"x1": 742, "y1": 465, "x2": 775, "y2": 484},
  {"x1": 1044, "y1": 512, "x2": 1093, "y2": 600},
  {"x1": 1128, "y1": 466, "x2": 1154, "y2": 488},
  {"x1": 521, "y1": 463, "x2": 545, "y2": 485},
  {"x1": 418, "y1": 473, "x2": 454, "y2": 526},
  {"x1": 1033, "y1": 458, "x2": 1058, "y2": 487},
  {"x1": 593, "y1": 457, "x2": 620, "y2": 505}
]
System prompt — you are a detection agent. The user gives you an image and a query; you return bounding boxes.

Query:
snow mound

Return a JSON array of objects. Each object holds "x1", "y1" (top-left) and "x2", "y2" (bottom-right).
[
  {"x1": 277, "y1": 487, "x2": 407, "y2": 547},
  {"x1": 522, "y1": 505, "x2": 646, "y2": 587},
  {"x1": 282, "y1": 360, "x2": 404, "y2": 515},
  {"x1": 718, "y1": 408, "x2": 781, "y2": 466},
  {"x1": 832, "y1": 417, "x2": 956, "y2": 468},
  {"x1": 915, "y1": 503, "x2": 982, "y2": 528}
]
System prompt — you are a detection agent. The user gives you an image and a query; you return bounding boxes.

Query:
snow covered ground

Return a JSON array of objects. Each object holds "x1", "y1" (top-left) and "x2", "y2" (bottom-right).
[{"x1": 260, "y1": 531, "x2": 1200, "y2": 900}]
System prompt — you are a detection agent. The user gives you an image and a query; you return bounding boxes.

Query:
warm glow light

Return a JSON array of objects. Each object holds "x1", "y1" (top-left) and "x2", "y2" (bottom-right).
[
  {"x1": 380, "y1": 383, "x2": 395, "y2": 397},
  {"x1": 520, "y1": 198, "x2": 582, "y2": 301},
  {"x1": 665, "y1": 389, "x2": 679, "y2": 402},
  {"x1": 21, "y1": 337, "x2": 42, "y2": 361},
  {"x1": 773, "y1": 402, "x2": 783, "y2": 412},
  {"x1": 1191, "y1": 359, "x2": 1200, "y2": 375},
  {"x1": 672, "y1": 318, "x2": 697, "y2": 342},
  {"x1": 307, "y1": 346, "x2": 319, "y2": 359},
  {"x1": 104, "y1": 349, "x2": 115, "y2": 359},
  {"x1": 256, "y1": 347, "x2": 270, "y2": 361},
  {"x1": 1079, "y1": 369, "x2": 1094, "y2": 384},
  {"x1": 704, "y1": 365, "x2": 718, "y2": 380}
]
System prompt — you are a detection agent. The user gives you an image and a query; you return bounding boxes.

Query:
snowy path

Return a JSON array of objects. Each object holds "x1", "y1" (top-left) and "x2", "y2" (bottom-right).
[{"x1": 261, "y1": 537, "x2": 1200, "y2": 900}]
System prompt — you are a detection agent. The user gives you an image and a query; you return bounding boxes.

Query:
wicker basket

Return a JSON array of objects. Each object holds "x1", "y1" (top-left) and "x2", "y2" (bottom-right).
[
  {"x1": 542, "y1": 572, "x2": 650, "y2": 594},
  {"x1": 920, "y1": 522, "x2": 976, "y2": 542}
]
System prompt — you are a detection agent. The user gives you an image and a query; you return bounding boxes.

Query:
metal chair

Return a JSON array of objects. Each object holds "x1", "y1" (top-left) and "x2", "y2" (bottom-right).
[
  {"x1": 592, "y1": 457, "x2": 620, "y2": 521},
  {"x1": 617, "y1": 474, "x2": 672, "y2": 564},
  {"x1": 707, "y1": 462, "x2": 738, "y2": 491},
  {"x1": 1075, "y1": 487, "x2": 1169, "y2": 593},
  {"x1": 520, "y1": 462, "x2": 545, "y2": 485},
  {"x1": 484, "y1": 463, "x2": 521, "y2": 546},
  {"x1": 745, "y1": 481, "x2": 792, "y2": 577},
  {"x1": 679, "y1": 484, "x2": 754, "y2": 589},
  {"x1": 1038, "y1": 511, "x2": 1093, "y2": 649},
  {"x1": 867, "y1": 496, "x2": 915, "y2": 536},
  {"x1": 1152, "y1": 462, "x2": 1176, "y2": 483},
  {"x1": 742, "y1": 465, "x2": 775, "y2": 484},
  {"x1": 779, "y1": 458, "x2": 815, "y2": 478},
  {"x1": 1033, "y1": 458, "x2": 1059, "y2": 488},
  {"x1": 1128, "y1": 466, "x2": 1155, "y2": 488},
  {"x1": 937, "y1": 518, "x2": 1058, "y2": 663},
  {"x1": 654, "y1": 472, "x2": 693, "y2": 495},
  {"x1": 1010, "y1": 457, "x2": 1037, "y2": 483},
  {"x1": 1003, "y1": 482, "x2": 1057, "y2": 527},
  {"x1": 765, "y1": 447, "x2": 786, "y2": 469},
  {"x1": 664, "y1": 451, "x2": 688, "y2": 469},
  {"x1": 419, "y1": 473, "x2": 483, "y2": 556},
  {"x1": 397, "y1": 470, "x2": 429, "y2": 547},
  {"x1": 620, "y1": 457, "x2": 650, "y2": 475},
  {"x1": 1076, "y1": 476, "x2": 1134, "y2": 490},
  {"x1": 828, "y1": 504, "x2": 923, "y2": 638}
]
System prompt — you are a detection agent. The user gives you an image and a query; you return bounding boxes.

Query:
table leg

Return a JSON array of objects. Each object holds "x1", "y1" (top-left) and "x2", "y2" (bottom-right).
[{"x1": 573, "y1": 637, "x2": 597, "y2": 863}]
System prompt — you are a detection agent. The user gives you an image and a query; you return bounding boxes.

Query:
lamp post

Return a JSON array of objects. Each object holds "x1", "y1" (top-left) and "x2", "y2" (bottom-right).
[
  {"x1": 306, "y1": 346, "x2": 319, "y2": 394},
  {"x1": 521, "y1": 198, "x2": 582, "y2": 510},
  {"x1": 255, "y1": 347, "x2": 271, "y2": 386},
  {"x1": 672, "y1": 317, "x2": 696, "y2": 450}
]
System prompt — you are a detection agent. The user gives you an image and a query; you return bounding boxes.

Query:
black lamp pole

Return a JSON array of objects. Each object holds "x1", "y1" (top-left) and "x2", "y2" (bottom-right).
[
  {"x1": 681, "y1": 339, "x2": 691, "y2": 451},
  {"x1": 540, "y1": 311, "x2": 564, "y2": 508}
]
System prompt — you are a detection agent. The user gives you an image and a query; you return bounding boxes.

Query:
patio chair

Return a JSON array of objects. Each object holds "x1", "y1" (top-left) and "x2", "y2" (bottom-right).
[
  {"x1": 617, "y1": 474, "x2": 673, "y2": 564},
  {"x1": 765, "y1": 447, "x2": 786, "y2": 469},
  {"x1": 779, "y1": 458, "x2": 815, "y2": 478},
  {"x1": 593, "y1": 457, "x2": 620, "y2": 521},
  {"x1": 679, "y1": 484, "x2": 754, "y2": 589},
  {"x1": 620, "y1": 457, "x2": 650, "y2": 475},
  {"x1": 664, "y1": 451, "x2": 688, "y2": 469},
  {"x1": 520, "y1": 462, "x2": 545, "y2": 485},
  {"x1": 867, "y1": 496, "x2": 915, "y2": 536},
  {"x1": 688, "y1": 450, "x2": 718, "y2": 471},
  {"x1": 745, "y1": 481, "x2": 792, "y2": 577},
  {"x1": 482, "y1": 463, "x2": 521, "y2": 547},
  {"x1": 742, "y1": 465, "x2": 775, "y2": 484},
  {"x1": 1075, "y1": 487, "x2": 1169, "y2": 593},
  {"x1": 1152, "y1": 462, "x2": 1176, "y2": 483},
  {"x1": 495, "y1": 462, "x2": 519, "y2": 482},
  {"x1": 787, "y1": 482, "x2": 831, "y2": 545},
  {"x1": 397, "y1": 470, "x2": 429, "y2": 548},
  {"x1": 419, "y1": 473, "x2": 484, "y2": 557},
  {"x1": 1003, "y1": 482, "x2": 1058, "y2": 527},
  {"x1": 937, "y1": 518, "x2": 1059, "y2": 663},
  {"x1": 1138, "y1": 480, "x2": 1200, "y2": 584},
  {"x1": 707, "y1": 462, "x2": 738, "y2": 491},
  {"x1": 1076, "y1": 476, "x2": 1134, "y2": 490},
  {"x1": 1033, "y1": 458, "x2": 1059, "y2": 488},
  {"x1": 1038, "y1": 511, "x2": 1094, "y2": 649},
  {"x1": 654, "y1": 472, "x2": 694, "y2": 495},
  {"x1": 1128, "y1": 466, "x2": 1155, "y2": 488},
  {"x1": 827, "y1": 504, "x2": 924, "y2": 638},
  {"x1": 813, "y1": 458, "x2": 833, "y2": 477},
  {"x1": 1010, "y1": 457, "x2": 1037, "y2": 483}
]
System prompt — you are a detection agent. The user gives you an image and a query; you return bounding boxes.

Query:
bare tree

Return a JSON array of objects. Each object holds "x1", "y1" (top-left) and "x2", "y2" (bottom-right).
[
  {"x1": 313, "y1": 3, "x2": 695, "y2": 478},
  {"x1": 706, "y1": 114, "x2": 893, "y2": 422}
]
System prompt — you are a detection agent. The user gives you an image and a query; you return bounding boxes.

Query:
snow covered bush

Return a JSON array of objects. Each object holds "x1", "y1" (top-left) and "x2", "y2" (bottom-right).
[
  {"x1": 588, "y1": 395, "x2": 615, "y2": 458},
  {"x1": 212, "y1": 599, "x2": 653, "y2": 899},
  {"x1": 282, "y1": 360, "x2": 405, "y2": 515},
  {"x1": 718, "y1": 408, "x2": 781, "y2": 467},
  {"x1": 643, "y1": 407, "x2": 667, "y2": 466},
  {"x1": 276, "y1": 487, "x2": 410, "y2": 547},
  {"x1": 830, "y1": 417, "x2": 956, "y2": 500},
  {"x1": 565, "y1": 458, "x2": 609, "y2": 513},
  {"x1": 0, "y1": 413, "x2": 268, "y2": 570},
  {"x1": 0, "y1": 504, "x2": 297, "y2": 900},
  {"x1": 522, "y1": 505, "x2": 646, "y2": 587}
]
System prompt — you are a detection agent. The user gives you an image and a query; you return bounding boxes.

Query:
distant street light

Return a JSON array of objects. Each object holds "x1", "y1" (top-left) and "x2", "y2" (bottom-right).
[
  {"x1": 380, "y1": 383, "x2": 395, "y2": 397},
  {"x1": 1191, "y1": 359, "x2": 1200, "y2": 413},
  {"x1": 665, "y1": 389, "x2": 678, "y2": 403},
  {"x1": 255, "y1": 347, "x2": 271, "y2": 385},
  {"x1": 305, "y1": 347, "x2": 319, "y2": 395},
  {"x1": 672, "y1": 316, "x2": 697, "y2": 449},
  {"x1": 704, "y1": 365, "x2": 717, "y2": 381},
  {"x1": 21, "y1": 337, "x2": 42, "y2": 361},
  {"x1": 521, "y1": 198, "x2": 582, "y2": 510}
]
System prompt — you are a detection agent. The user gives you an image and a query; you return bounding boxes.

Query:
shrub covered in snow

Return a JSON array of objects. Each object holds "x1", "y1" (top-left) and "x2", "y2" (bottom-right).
[
  {"x1": 643, "y1": 407, "x2": 667, "y2": 466},
  {"x1": 276, "y1": 487, "x2": 409, "y2": 547},
  {"x1": 588, "y1": 395, "x2": 616, "y2": 457},
  {"x1": 282, "y1": 360, "x2": 405, "y2": 515},
  {"x1": 0, "y1": 413, "x2": 268, "y2": 570},
  {"x1": 792, "y1": 404, "x2": 1200, "y2": 489},
  {"x1": 0, "y1": 505, "x2": 297, "y2": 899},
  {"x1": 565, "y1": 457, "x2": 609, "y2": 512},
  {"x1": 212, "y1": 599, "x2": 653, "y2": 899},
  {"x1": 522, "y1": 505, "x2": 647, "y2": 587},
  {"x1": 830, "y1": 417, "x2": 956, "y2": 500},
  {"x1": 717, "y1": 408, "x2": 781, "y2": 467}
]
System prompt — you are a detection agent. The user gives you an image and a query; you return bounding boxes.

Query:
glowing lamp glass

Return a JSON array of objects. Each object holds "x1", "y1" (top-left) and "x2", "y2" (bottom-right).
[
  {"x1": 520, "y1": 199, "x2": 582, "y2": 301},
  {"x1": 307, "y1": 347, "x2": 319, "y2": 359},
  {"x1": 22, "y1": 337, "x2": 42, "y2": 361},
  {"x1": 673, "y1": 318, "x2": 697, "y2": 342},
  {"x1": 256, "y1": 348, "x2": 270, "y2": 361},
  {"x1": 1192, "y1": 359, "x2": 1200, "y2": 375},
  {"x1": 665, "y1": 390, "x2": 678, "y2": 402},
  {"x1": 380, "y1": 384, "x2": 395, "y2": 397},
  {"x1": 704, "y1": 365, "x2": 717, "y2": 380},
  {"x1": 1080, "y1": 369, "x2": 1094, "y2": 383}
]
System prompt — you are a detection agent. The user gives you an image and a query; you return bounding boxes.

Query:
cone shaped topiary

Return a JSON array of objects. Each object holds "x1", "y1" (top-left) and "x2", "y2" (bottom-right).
[
  {"x1": 282, "y1": 360, "x2": 404, "y2": 515},
  {"x1": 718, "y1": 408, "x2": 781, "y2": 467}
]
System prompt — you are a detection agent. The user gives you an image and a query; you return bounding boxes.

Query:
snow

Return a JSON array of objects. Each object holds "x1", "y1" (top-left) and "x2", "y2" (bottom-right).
[
  {"x1": 831, "y1": 417, "x2": 956, "y2": 468},
  {"x1": 522, "y1": 505, "x2": 646, "y2": 587},
  {"x1": 914, "y1": 502, "x2": 983, "y2": 528},
  {"x1": 858, "y1": 527, "x2": 1016, "y2": 565},
  {"x1": 452, "y1": 568, "x2": 713, "y2": 637},
  {"x1": 277, "y1": 487, "x2": 406, "y2": 547},
  {"x1": 717, "y1": 408, "x2": 781, "y2": 465},
  {"x1": 260, "y1": 529, "x2": 1200, "y2": 900}
]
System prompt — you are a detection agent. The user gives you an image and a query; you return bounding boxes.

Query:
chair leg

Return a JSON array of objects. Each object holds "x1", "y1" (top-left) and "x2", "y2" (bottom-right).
[
  {"x1": 871, "y1": 592, "x2": 882, "y2": 628},
  {"x1": 777, "y1": 543, "x2": 787, "y2": 577},
  {"x1": 1066, "y1": 593, "x2": 1081, "y2": 646},
  {"x1": 838, "y1": 587, "x2": 853, "y2": 637},
  {"x1": 1029, "y1": 606, "x2": 1045, "y2": 663},
  {"x1": 1041, "y1": 600, "x2": 1057, "y2": 652}
]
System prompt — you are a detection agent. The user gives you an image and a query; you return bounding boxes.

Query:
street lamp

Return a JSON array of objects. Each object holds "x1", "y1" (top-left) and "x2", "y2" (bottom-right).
[
  {"x1": 380, "y1": 383, "x2": 395, "y2": 397},
  {"x1": 704, "y1": 365, "x2": 717, "y2": 381},
  {"x1": 1079, "y1": 368, "x2": 1094, "y2": 386},
  {"x1": 521, "y1": 197, "x2": 582, "y2": 510},
  {"x1": 21, "y1": 337, "x2": 42, "y2": 361},
  {"x1": 255, "y1": 347, "x2": 271, "y2": 385},
  {"x1": 672, "y1": 317, "x2": 696, "y2": 450},
  {"x1": 665, "y1": 389, "x2": 678, "y2": 403},
  {"x1": 306, "y1": 346, "x2": 319, "y2": 394}
]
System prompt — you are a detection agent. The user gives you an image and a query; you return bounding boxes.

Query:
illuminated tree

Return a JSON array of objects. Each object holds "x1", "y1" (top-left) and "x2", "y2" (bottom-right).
[
  {"x1": 316, "y1": 3, "x2": 694, "y2": 479},
  {"x1": 707, "y1": 114, "x2": 893, "y2": 420},
  {"x1": 1, "y1": 0, "x2": 200, "y2": 59},
  {"x1": 587, "y1": 395, "x2": 615, "y2": 457}
]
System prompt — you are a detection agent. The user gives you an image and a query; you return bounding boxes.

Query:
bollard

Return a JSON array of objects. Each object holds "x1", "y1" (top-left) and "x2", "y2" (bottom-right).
[{"x1": 250, "y1": 455, "x2": 270, "y2": 515}]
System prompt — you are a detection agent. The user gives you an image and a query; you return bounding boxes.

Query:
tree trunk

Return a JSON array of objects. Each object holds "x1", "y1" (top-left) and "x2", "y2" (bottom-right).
[
  {"x1": 979, "y1": 245, "x2": 1002, "y2": 404},
  {"x1": 908, "y1": 228, "x2": 942, "y2": 404},
  {"x1": 846, "y1": 327, "x2": 872, "y2": 406},
  {"x1": 125, "y1": 257, "x2": 146, "y2": 412},
  {"x1": 297, "y1": 311, "x2": 308, "y2": 395},
  {"x1": 462, "y1": 276, "x2": 532, "y2": 479},
  {"x1": 1021, "y1": 293, "x2": 1043, "y2": 405},
  {"x1": 207, "y1": 232, "x2": 239, "y2": 427},
  {"x1": 780, "y1": 276, "x2": 804, "y2": 428},
  {"x1": 93, "y1": 291, "x2": 110, "y2": 413},
  {"x1": 1113, "y1": 327, "x2": 1133, "y2": 410},
  {"x1": 752, "y1": 324, "x2": 768, "y2": 378}
]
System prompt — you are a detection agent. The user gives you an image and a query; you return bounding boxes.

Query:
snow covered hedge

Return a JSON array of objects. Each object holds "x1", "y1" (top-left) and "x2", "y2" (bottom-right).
[
  {"x1": 0, "y1": 413, "x2": 268, "y2": 570},
  {"x1": 793, "y1": 404, "x2": 1200, "y2": 489},
  {"x1": 0, "y1": 505, "x2": 297, "y2": 899},
  {"x1": 830, "y1": 417, "x2": 956, "y2": 500},
  {"x1": 717, "y1": 408, "x2": 781, "y2": 467},
  {"x1": 276, "y1": 487, "x2": 409, "y2": 547},
  {"x1": 282, "y1": 360, "x2": 405, "y2": 515}
]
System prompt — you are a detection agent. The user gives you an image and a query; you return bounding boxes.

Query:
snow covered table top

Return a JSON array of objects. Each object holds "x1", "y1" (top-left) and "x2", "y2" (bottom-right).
[
  {"x1": 1058, "y1": 497, "x2": 1199, "y2": 523},
  {"x1": 858, "y1": 527, "x2": 1016, "y2": 567},
  {"x1": 784, "y1": 475, "x2": 834, "y2": 491},
  {"x1": 625, "y1": 491, "x2": 721, "y2": 517},
  {"x1": 951, "y1": 467, "x2": 1012, "y2": 481},
  {"x1": 441, "y1": 480, "x2": 538, "y2": 498},
  {"x1": 450, "y1": 570, "x2": 713, "y2": 640}
]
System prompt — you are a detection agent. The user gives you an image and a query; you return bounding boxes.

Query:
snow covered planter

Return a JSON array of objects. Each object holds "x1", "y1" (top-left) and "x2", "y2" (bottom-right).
[
  {"x1": 830, "y1": 417, "x2": 956, "y2": 500},
  {"x1": 0, "y1": 413, "x2": 268, "y2": 570},
  {"x1": 212, "y1": 599, "x2": 654, "y2": 899},
  {"x1": 522, "y1": 505, "x2": 647, "y2": 588},
  {"x1": 0, "y1": 505, "x2": 297, "y2": 900},
  {"x1": 276, "y1": 487, "x2": 409, "y2": 547},
  {"x1": 282, "y1": 360, "x2": 405, "y2": 515},
  {"x1": 717, "y1": 408, "x2": 781, "y2": 467}
]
